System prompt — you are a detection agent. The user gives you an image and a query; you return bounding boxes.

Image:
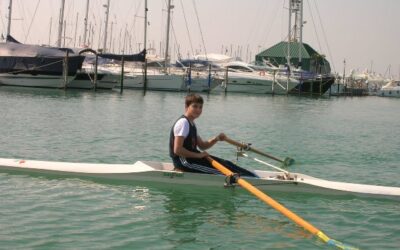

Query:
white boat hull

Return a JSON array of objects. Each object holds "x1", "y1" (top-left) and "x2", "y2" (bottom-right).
[
  {"x1": 0, "y1": 74, "x2": 71, "y2": 88},
  {"x1": 0, "y1": 158, "x2": 399, "y2": 200},
  {"x1": 213, "y1": 72, "x2": 299, "y2": 94},
  {"x1": 67, "y1": 77, "x2": 117, "y2": 90},
  {"x1": 183, "y1": 76, "x2": 220, "y2": 92},
  {"x1": 378, "y1": 88, "x2": 400, "y2": 98},
  {"x1": 119, "y1": 73, "x2": 185, "y2": 91}
]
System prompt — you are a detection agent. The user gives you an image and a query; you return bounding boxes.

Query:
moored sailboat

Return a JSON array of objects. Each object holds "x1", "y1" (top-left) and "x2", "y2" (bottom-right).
[{"x1": 0, "y1": 36, "x2": 85, "y2": 88}]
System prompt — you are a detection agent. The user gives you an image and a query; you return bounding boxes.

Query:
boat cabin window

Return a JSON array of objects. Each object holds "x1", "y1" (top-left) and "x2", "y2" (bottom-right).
[
  {"x1": 147, "y1": 62, "x2": 163, "y2": 68},
  {"x1": 227, "y1": 65, "x2": 253, "y2": 72}
]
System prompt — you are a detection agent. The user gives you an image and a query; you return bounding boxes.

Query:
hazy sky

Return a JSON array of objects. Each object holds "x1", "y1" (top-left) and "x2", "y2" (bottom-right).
[{"x1": 0, "y1": 0, "x2": 399, "y2": 77}]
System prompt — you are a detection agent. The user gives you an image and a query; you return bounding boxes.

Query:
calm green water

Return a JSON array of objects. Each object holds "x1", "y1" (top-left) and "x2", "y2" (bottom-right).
[{"x1": 0, "y1": 86, "x2": 399, "y2": 249}]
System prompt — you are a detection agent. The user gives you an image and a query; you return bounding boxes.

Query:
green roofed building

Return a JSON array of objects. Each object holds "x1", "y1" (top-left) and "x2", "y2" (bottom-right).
[{"x1": 255, "y1": 41, "x2": 332, "y2": 75}]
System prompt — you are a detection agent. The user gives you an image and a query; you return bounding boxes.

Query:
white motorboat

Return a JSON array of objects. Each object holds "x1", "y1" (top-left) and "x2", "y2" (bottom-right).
[
  {"x1": 212, "y1": 61, "x2": 299, "y2": 94},
  {"x1": 67, "y1": 68, "x2": 118, "y2": 90},
  {"x1": 0, "y1": 157, "x2": 399, "y2": 200},
  {"x1": 378, "y1": 80, "x2": 400, "y2": 98}
]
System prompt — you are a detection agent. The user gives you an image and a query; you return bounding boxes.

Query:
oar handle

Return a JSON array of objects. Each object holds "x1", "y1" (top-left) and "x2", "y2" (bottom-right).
[
  {"x1": 223, "y1": 136, "x2": 249, "y2": 148},
  {"x1": 223, "y1": 137, "x2": 284, "y2": 163}
]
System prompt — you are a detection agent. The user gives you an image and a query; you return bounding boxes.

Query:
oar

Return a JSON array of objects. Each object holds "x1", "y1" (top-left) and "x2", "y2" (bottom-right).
[
  {"x1": 223, "y1": 136, "x2": 295, "y2": 166},
  {"x1": 206, "y1": 156, "x2": 358, "y2": 250},
  {"x1": 241, "y1": 153, "x2": 289, "y2": 175}
]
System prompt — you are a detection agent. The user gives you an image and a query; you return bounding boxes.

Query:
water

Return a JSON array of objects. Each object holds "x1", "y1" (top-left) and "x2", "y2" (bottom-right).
[{"x1": 0, "y1": 86, "x2": 399, "y2": 249}]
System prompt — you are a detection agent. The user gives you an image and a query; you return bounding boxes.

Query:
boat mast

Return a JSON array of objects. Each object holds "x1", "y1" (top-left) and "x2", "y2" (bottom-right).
[
  {"x1": 143, "y1": 0, "x2": 148, "y2": 90},
  {"x1": 57, "y1": 0, "x2": 65, "y2": 47},
  {"x1": 287, "y1": 0, "x2": 292, "y2": 68},
  {"x1": 6, "y1": 0, "x2": 12, "y2": 38},
  {"x1": 74, "y1": 12, "x2": 79, "y2": 47},
  {"x1": 48, "y1": 17, "x2": 52, "y2": 45},
  {"x1": 300, "y1": 1, "x2": 303, "y2": 67},
  {"x1": 295, "y1": 0, "x2": 304, "y2": 69},
  {"x1": 164, "y1": 0, "x2": 173, "y2": 72},
  {"x1": 102, "y1": 0, "x2": 111, "y2": 52},
  {"x1": 144, "y1": 0, "x2": 148, "y2": 52},
  {"x1": 83, "y1": 0, "x2": 90, "y2": 47},
  {"x1": 288, "y1": 0, "x2": 303, "y2": 69}
]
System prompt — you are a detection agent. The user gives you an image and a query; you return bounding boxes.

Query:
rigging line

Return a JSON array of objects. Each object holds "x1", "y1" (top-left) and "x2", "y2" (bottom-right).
[
  {"x1": 179, "y1": 0, "x2": 194, "y2": 56},
  {"x1": 262, "y1": 0, "x2": 281, "y2": 48},
  {"x1": 312, "y1": 0, "x2": 335, "y2": 72},
  {"x1": 245, "y1": 0, "x2": 268, "y2": 46},
  {"x1": 305, "y1": 0, "x2": 323, "y2": 55},
  {"x1": 16, "y1": 0, "x2": 28, "y2": 40},
  {"x1": 280, "y1": 0, "x2": 286, "y2": 42},
  {"x1": 160, "y1": 0, "x2": 167, "y2": 57},
  {"x1": 281, "y1": 1, "x2": 292, "y2": 60},
  {"x1": 127, "y1": 0, "x2": 143, "y2": 52},
  {"x1": 191, "y1": 0, "x2": 207, "y2": 59},
  {"x1": 24, "y1": 0, "x2": 40, "y2": 44},
  {"x1": 0, "y1": 8, "x2": 5, "y2": 36},
  {"x1": 170, "y1": 16, "x2": 182, "y2": 60}
]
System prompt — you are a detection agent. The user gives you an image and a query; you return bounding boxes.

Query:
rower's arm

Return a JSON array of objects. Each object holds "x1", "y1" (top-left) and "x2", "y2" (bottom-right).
[
  {"x1": 197, "y1": 133, "x2": 226, "y2": 150},
  {"x1": 174, "y1": 136, "x2": 207, "y2": 158}
]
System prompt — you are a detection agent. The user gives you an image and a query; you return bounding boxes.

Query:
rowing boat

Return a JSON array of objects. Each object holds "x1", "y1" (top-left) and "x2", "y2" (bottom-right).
[{"x1": 0, "y1": 157, "x2": 399, "y2": 200}]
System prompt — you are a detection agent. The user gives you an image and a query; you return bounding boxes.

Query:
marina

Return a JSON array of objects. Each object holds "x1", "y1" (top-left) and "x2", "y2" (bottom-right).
[{"x1": 1, "y1": 0, "x2": 399, "y2": 249}]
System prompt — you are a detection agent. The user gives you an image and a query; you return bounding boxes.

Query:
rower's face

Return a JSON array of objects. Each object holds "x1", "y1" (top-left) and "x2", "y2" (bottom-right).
[{"x1": 186, "y1": 103, "x2": 203, "y2": 118}]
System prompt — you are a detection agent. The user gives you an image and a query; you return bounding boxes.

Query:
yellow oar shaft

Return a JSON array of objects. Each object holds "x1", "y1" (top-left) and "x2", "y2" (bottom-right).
[
  {"x1": 236, "y1": 178, "x2": 320, "y2": 235},
  {"x1": 207, "y1": 156, "x2": 326, "y2": 240}
]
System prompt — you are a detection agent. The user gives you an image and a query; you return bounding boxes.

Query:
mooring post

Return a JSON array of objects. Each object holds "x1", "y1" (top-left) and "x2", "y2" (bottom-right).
[
  {"x1": 272, "y1": 70, "x2": 276, "y2": 96},
  {"x1": 63, "y1": 50, "x2": 69, "y2": 89},
  {"x1": 143, "y1": 58, "x2": 148, "y2": 93},
  {"x1": 120, "y1": 56, "x2": 124, "y2": 93},
  {"x1": 224, "y1": 67, "x2": 228, "y2": 93},
  {"x1": 207, "y1": 64, "x2": 212, "y2": 93},
  {"x1": 187, "y1": 62, "x2": 192, "y2": 92},
  {"x1": 298, "y1": 72, "x2": 302, "y2": 95},
  {"x1": 320, "y1": 77, "x2": 323, "y2": 96},
  {"x1": 94, "y1": 54, "x2": 98, "y2": 91},
  {"x1": 286, "y1": 69, "x2": 289, "y2": 95}
]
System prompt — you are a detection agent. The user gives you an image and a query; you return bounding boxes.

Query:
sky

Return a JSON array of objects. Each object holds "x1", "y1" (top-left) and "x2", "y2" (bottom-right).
[{"x1": 0, "y1": 0, "x2": 399, "y2": 78}]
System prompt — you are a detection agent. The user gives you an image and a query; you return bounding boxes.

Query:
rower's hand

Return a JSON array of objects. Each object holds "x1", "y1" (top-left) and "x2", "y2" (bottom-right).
[
  {"x1": 199, "y1": 151, "x2": 209, "y2": 158},
  {"x1": 216, "y1": 133, "x2": 226, "y2": 141}
]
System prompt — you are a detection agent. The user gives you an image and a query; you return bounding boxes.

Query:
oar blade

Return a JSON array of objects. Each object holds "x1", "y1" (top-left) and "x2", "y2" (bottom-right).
[
  {"x1": 283, "y1": 157, "x2": 295, "y2": 166},
  {"x1": 327, "y1": 239, "x2": 359, "y2": 250}
]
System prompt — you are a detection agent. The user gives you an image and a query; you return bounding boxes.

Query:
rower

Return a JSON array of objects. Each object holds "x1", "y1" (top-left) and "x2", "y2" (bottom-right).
[{"x1": 169, "y1": 94, "x2": 258, "y2": 177}]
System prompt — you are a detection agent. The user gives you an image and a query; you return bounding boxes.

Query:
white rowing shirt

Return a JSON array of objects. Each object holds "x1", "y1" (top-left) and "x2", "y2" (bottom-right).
[{"x1": 173, "y1": 117, "x2": 194, "y2": 138}]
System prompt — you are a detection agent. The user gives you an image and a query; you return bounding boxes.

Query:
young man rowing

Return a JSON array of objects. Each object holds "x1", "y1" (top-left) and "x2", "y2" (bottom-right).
[{"x1": 169, "y1": 93, "x2": 257, "y2": 177}]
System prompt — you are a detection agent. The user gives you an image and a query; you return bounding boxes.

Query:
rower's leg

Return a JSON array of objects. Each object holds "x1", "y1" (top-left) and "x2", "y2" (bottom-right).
[{"x1": 211, "y1": 156, "x2": 258, "y2": 177}]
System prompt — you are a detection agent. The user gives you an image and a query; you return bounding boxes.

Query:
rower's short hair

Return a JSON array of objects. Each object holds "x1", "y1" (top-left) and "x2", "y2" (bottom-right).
[{"x1": 185, "y1": 93, "x2": 204, "y2": 107}]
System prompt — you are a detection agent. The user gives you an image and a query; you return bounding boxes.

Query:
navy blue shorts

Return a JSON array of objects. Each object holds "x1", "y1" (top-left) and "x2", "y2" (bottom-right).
[{"x1": 172, "y1": 155, "x2": 257, "y2": 177}]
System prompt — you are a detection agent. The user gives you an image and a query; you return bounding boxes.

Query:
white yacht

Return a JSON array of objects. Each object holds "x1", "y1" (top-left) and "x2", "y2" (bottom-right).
[
  {"x1": 212, "y1": 61, "x2": 299, "y2": 94},
  {"x1": 378, "y1": 80, "x2": 400, "y2": 98}
]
